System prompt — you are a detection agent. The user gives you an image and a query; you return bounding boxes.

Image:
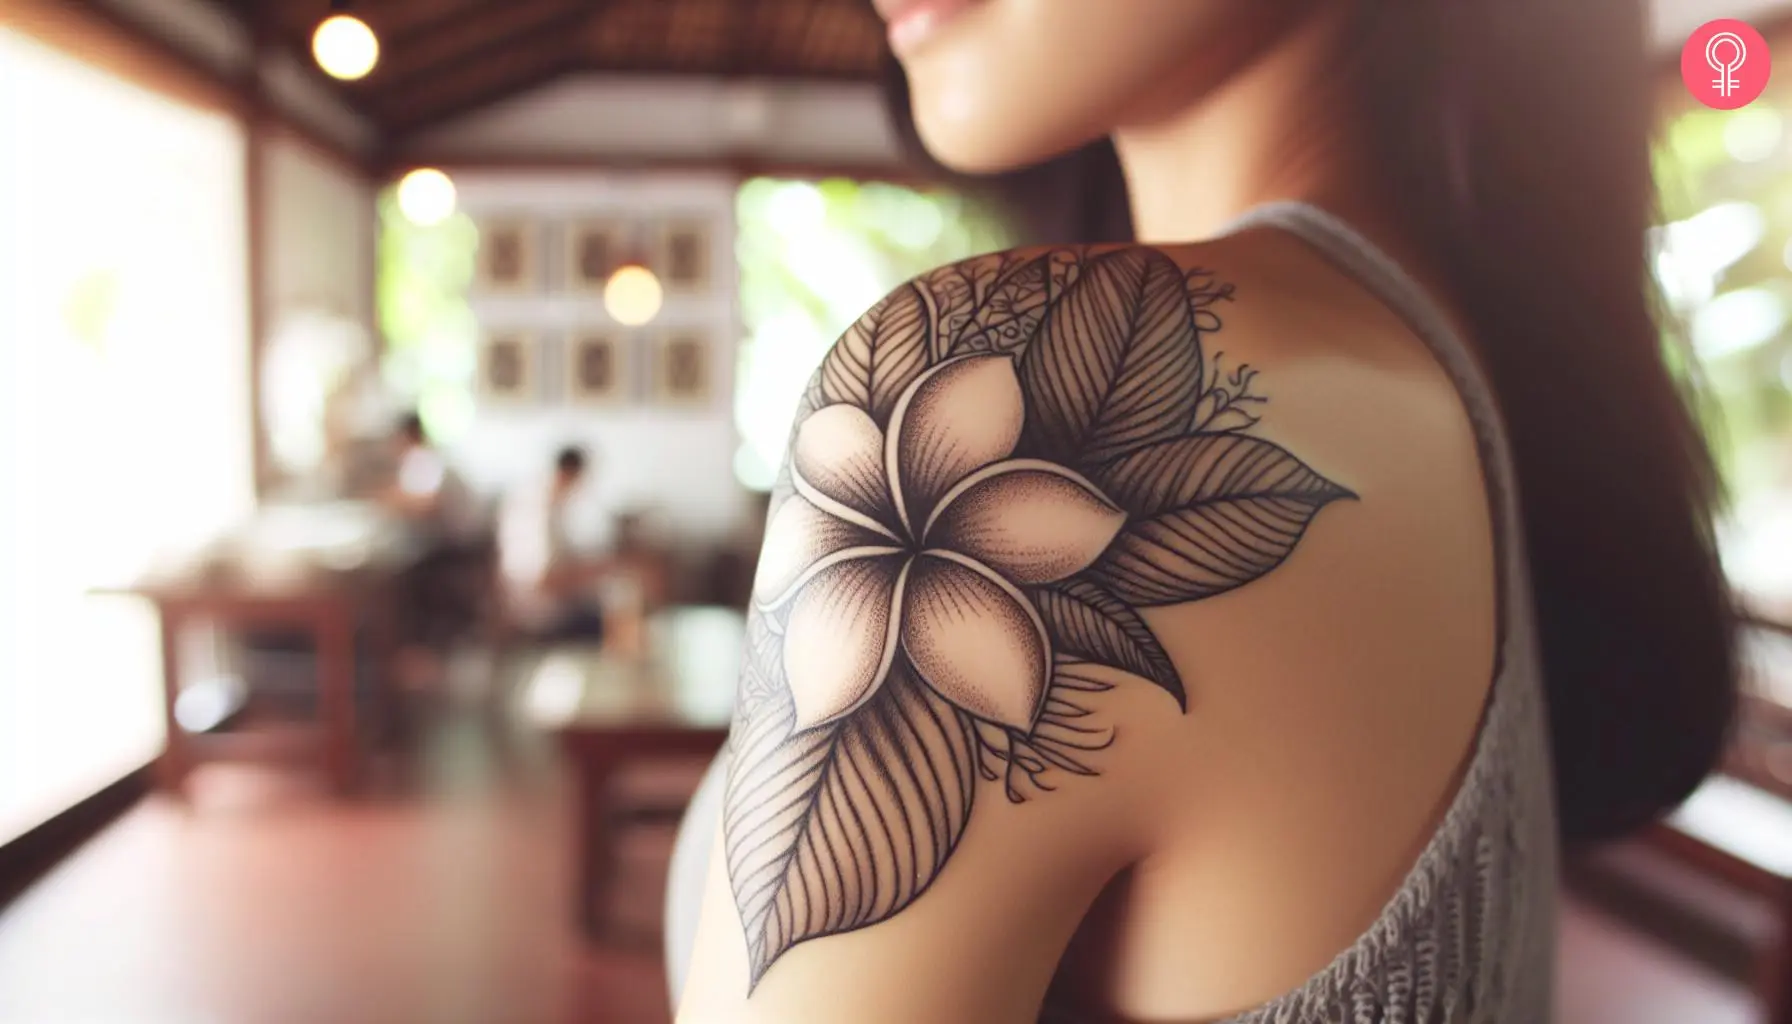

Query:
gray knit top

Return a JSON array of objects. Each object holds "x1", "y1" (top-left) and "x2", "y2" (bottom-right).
[{"x1": 664, "y1": 201, "x2": 1561, "y2": 1023}]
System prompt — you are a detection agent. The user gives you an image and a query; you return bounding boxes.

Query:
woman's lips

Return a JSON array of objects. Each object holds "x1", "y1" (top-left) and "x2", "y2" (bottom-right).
[{"x1": 878, "y1": 0, "x2": 976, "y2": 56}]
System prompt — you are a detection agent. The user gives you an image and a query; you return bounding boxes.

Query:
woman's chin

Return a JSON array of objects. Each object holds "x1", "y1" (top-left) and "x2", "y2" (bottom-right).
[
  {"x1": 919, "y1": 137, "x2": 1030, "y2": 177},
  {"x1": 912, "y1": 110, "x2": 1091, "y2": 177}
]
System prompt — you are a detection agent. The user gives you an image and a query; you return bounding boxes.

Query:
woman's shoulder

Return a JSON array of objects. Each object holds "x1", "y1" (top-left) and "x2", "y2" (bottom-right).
[
  {"x1": 683, "y1": 241, "x2": 1508, "y2": 1018},
  {"x1": 800, "y1": 236, "x2": 1504, "y2": 823},
  {"x1": 821, "y1": 237, "x2": 1481, "y2": 483},
  {"x1": 884, "y1": 234, "x2": 1465, "y2": 369},
  {"x1": 775, "y1": 231, "x2": 1502, "y2": 823}
]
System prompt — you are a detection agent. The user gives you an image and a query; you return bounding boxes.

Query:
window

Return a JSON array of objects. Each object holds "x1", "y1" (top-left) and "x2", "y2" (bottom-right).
[
  {"x1": 1654, "y1": 88, "x2": 1792, "y2": 621},
  {"x1": 0, "y1": 28, "x2": 253, "y2": 841},
  {"x1": 376, "y1": 189, "x2": 479, "y2": 445}
]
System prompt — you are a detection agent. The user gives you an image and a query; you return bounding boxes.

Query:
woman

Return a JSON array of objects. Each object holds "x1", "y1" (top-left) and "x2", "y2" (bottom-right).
[{"x1": 669, "y1": 2, "x2": 1739, "y2": 1020}]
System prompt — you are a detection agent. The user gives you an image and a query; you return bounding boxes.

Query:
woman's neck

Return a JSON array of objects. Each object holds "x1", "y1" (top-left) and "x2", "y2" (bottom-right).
[{"x1": 1112, "y1": 6, "x2": 1377, "y2": 245}]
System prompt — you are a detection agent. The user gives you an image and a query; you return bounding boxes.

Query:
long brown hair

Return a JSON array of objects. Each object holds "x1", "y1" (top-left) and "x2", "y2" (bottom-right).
[{"x1": 882, "y1": 0, "x2": 1739, "y2": 843}]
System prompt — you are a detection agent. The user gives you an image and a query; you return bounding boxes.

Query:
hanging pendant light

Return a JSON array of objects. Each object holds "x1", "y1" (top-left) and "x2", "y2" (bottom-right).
[
  {"x1": 396, "y1": 168, "x2": 457, "y2": 226},
  {"x1": 605, "y1": 265, "x2": 663, "y2": 326},
  {"x1": 604, "y1": 226, "x2": 663, "y2": 326},
  {"x1": 313, "y1": 0, "x2": 379, "y2": 81}
]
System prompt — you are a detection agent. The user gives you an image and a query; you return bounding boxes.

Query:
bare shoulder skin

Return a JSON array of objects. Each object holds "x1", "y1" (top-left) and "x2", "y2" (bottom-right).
[{"x1": 677, "y1": 231, "x2": 1496, "y2": 1023}]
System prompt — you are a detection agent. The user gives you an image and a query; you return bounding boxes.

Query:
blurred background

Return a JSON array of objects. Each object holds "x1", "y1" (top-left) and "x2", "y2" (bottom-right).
[{"x1": 1, "y1": 0, "x2": 1791, "y2": 1021}]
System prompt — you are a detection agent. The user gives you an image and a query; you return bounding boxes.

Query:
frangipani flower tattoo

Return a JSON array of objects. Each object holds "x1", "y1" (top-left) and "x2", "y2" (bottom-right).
[
  {"x1": 725, "y1": 247, "x2": 1353, "y2": 988},
  {"x1": 753, "y1": 353, "x2": 1125, "y2": 735}
]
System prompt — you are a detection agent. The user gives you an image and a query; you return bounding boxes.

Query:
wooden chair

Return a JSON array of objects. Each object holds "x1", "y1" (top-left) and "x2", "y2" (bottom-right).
[{"x1": 588, "y1": 757, "x2": 715, "y2": 945}]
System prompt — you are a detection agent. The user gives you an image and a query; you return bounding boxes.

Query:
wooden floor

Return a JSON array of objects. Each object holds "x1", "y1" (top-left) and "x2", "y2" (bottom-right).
[
  {"x1": 0, "y1": 698, "x2": 1761, "y2": 1024},
  {"x1": 0, "y1": 704, "x2": 672, "y2": 1024}
]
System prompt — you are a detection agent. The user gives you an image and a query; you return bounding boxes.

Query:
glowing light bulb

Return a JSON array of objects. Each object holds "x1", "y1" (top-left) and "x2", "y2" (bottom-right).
[
  {"x1": 312, "y1": 15, "x2": 379, "y2": 81},
  {"x1": 397, "y1": 168, "x2": 456, "y2": 226},
  {"x1": 605, "y1": 265, "x2": 663, "y2": 326}
]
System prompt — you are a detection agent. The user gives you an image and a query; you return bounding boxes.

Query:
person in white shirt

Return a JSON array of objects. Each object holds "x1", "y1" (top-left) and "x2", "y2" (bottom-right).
[{"x1": 499, "y1": 445, "x2": 607, "y2": 641}]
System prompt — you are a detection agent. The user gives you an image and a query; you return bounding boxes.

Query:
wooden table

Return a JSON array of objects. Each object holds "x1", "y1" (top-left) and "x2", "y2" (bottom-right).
[
  {"x1": 106, "y1": 503, "x2": 419, "y2": 794},
  {"x1": 523, "y1": 605, "x2": 743, "y2": 940}
]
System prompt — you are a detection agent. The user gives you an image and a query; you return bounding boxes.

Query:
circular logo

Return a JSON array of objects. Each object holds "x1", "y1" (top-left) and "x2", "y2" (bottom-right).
[{"x1": 1682, "y1": 19, "x2": 1771, "y2": 110}]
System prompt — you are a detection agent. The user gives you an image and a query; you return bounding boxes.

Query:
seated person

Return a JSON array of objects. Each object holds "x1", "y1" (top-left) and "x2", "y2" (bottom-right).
[
  {"x1": 381, "y1": 412, "x2": 487, "y2": 676},
  {"x1": 381, "y1": 411, "x2": 482, "y2": 546},
  {"x1": 499, "y1": 445, "x2": 609, "y2": 642}
]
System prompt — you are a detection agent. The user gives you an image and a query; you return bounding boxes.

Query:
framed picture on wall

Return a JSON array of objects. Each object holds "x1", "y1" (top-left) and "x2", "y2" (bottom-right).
[
  {"x1": 657, "y1": 219, "x2": 711, "y2": 293},
  {"x1": 653, "y1": 329, "x2": 711, "y2": 405},
  {"x1": 566, "y1": 219, "x2": 624, "y2": 294},
  {"x1": 566, "y1": 331, "x2": 629, "y2": 404},
  {"x1": 480, "y1": 331, "x2": 537, "y2": 402},
  {"x1": 476, "y1": 219, "x2": 537, "y2": 293}
]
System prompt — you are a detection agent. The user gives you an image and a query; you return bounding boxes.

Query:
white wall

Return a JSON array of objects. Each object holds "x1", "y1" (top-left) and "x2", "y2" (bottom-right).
[
  {"x1": 400, "y1": 76, "x2": 901, "y2": 167},
  {"x1": 451, "y1": 170, "x2": 749, "y2": 547},
  {"x1": 257, "y1": 134, "x2": 377, "y2": 478},
  {"x1": 263, "y1": 132, "x2": 375, "y2": 333}
]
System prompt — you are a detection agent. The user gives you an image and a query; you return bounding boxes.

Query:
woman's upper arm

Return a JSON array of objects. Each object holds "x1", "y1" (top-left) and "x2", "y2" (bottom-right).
[{"x1": 676, "y1": 246, "x2": 1357, "y2": 1023}]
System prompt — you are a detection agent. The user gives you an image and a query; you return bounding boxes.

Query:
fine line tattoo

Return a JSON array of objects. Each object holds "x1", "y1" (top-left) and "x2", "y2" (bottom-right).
[{"x1": 724, "y1": 246, "x2": 1354, "y2": 989}]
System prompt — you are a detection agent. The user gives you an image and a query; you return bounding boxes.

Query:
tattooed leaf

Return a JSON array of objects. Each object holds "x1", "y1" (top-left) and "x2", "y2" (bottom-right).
[
  {"x1": 914, "y1": 250, "x2": 1028, "y2": 361},
  {"x1": 1087, "y1": 434, "x2": 1354, "y2": 606},
  {"x1": 955, "y1": 255, "x2": 1054, "y2": 355},
  {"x1": 817, "y1": 283, "x2": 933, "y2": 425},
  {"x1": 1032, "y1": 579, "x2": 1184, "y2": 709},
  {"x1": 739, "y1": 609, "x2": 786, "y2": 705},
  {"x1": 724, "y1": 659, "x2": 976, "y2": 989},
  {"x1": 1046, "y1": 249, "x2": 1087, "y2": 300},
  {"x1": 1019, "y1": 248, "x2": 1204, "y2": 466}
]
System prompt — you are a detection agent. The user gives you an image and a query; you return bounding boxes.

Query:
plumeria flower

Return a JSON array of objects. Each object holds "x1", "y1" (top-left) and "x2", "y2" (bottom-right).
[{"x1": 754, "y1": 355, "x2": 1126, "y2": 732}]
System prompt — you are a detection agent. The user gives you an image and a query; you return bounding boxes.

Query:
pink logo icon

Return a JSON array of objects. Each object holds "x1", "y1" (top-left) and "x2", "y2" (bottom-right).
[{"x1": 1682, "y1": 19, "x2": 1771, "y2": 110}]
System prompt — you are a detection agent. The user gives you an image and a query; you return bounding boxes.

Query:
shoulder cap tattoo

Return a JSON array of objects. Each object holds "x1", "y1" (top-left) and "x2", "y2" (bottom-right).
[{"x1": 724, "y1": 246, "x2": 1354, "y2": 989}]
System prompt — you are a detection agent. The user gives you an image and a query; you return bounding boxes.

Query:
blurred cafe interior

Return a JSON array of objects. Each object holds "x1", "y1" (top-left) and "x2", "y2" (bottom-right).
[{"x1": 3, "y1": 0, "x2": 1792, "y2": 1021}]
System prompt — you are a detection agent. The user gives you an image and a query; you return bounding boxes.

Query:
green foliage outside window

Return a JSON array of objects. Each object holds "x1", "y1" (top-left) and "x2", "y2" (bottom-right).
[
  {"x1": 1655, "y1": 104, "x2": 1792, "y2": 492},
  {"x1": 375, "y1": 189, "x2": 480, "y2": 442},
  {"x1": 1654, "y1": 96, "x2": 1792, "y2": 596}
]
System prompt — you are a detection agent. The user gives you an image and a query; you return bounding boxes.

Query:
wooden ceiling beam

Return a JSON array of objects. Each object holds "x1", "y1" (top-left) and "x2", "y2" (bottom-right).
[
  {"x1": 353, "y1": 0, "x2": 584, "y2": 92},
  {"x1": 374, "y1": 0, "x2": 518, "y2": 52},
  {"x1": 724, "y1": 0, "x2": 758, "y2": 77},
  {"x1": 255, "y1": 0, "x2": 467, "y2": 41},
  {"x1": 374, "y1": 10, "x2": 592, "y2": 134}
]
